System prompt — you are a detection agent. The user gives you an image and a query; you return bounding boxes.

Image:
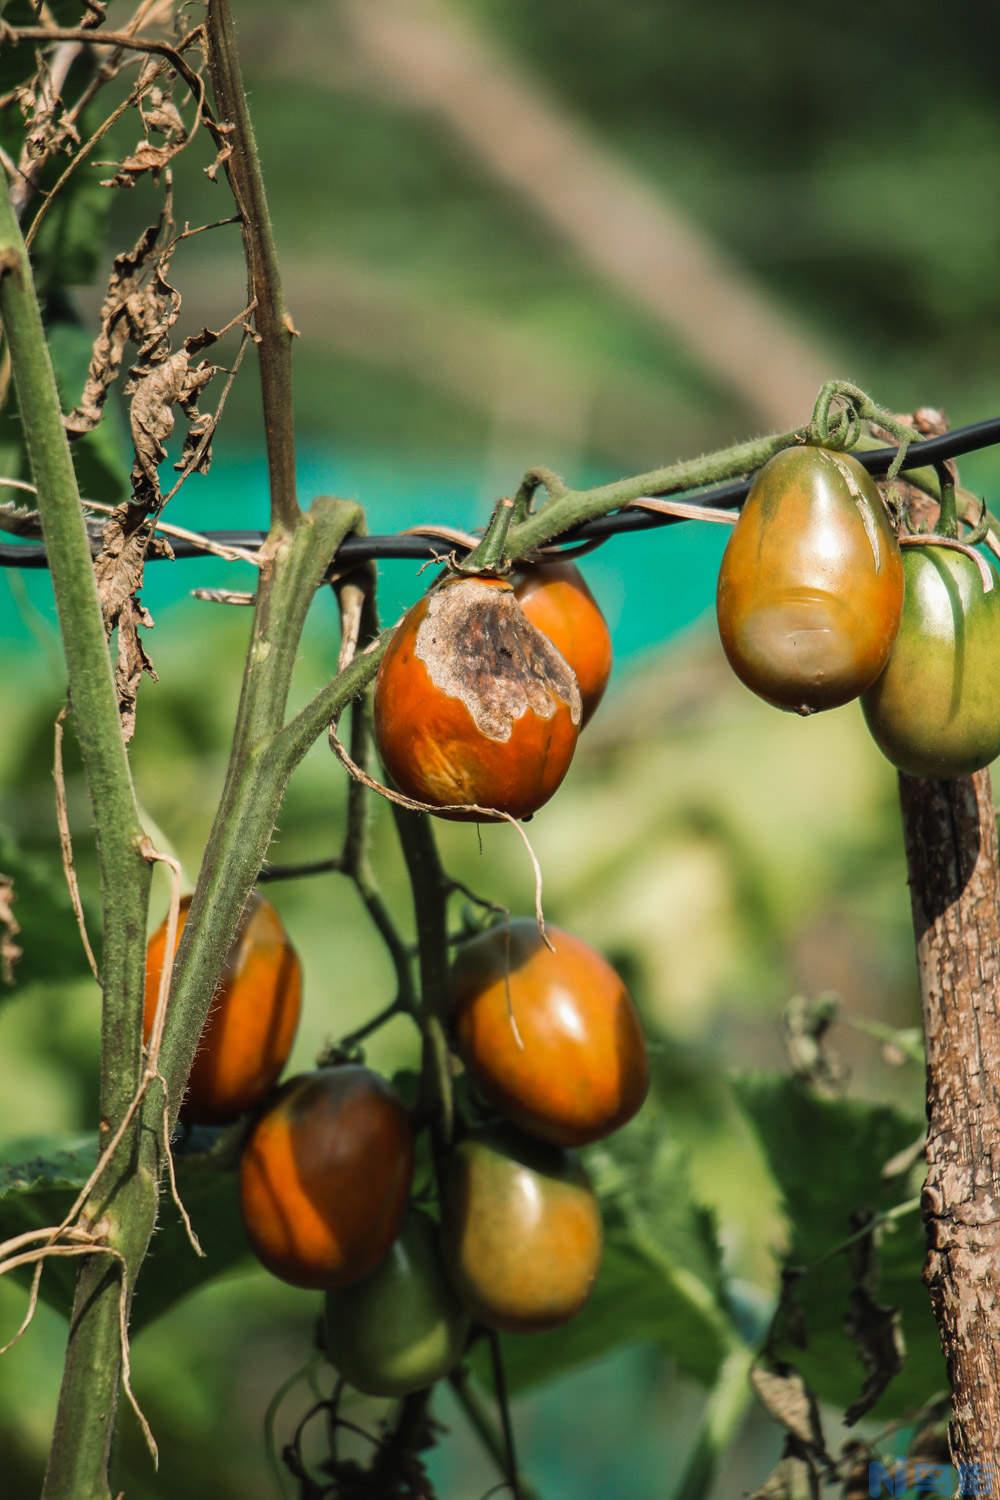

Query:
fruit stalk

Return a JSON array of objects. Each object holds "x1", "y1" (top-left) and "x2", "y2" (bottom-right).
[{"x1": 898, "y1": 768, "x2": 1000, "y2": 1474}]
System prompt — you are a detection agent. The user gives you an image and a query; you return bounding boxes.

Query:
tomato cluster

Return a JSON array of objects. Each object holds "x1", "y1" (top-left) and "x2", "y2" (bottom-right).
[
  {"x1": 144, "y1": 558, "x2": 647, "y2": 1400},
  {"x1": 716, "y1": 444, "x2": 1000, "y2": 779}
]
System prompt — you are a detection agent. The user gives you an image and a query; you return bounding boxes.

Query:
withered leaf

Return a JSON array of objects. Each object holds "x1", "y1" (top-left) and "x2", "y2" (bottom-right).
[
  {"x1": 842, "y1": 1213, "x2": 906, "y2": 1426},
  {"x1": 0, "y1": 873, "x2": 22, "y2": 985},
  {"x1": 125, "y1": 344, "x2": 218, "y2": 510},
  {"x1": 102, "y1": 140, "x2": 183, "y2": 191},
  {"x1": 64, "y1": 218, "x2": 166, "y2": 437},
  {"x1": 115, "y1": 595, "x2": 158, "y2": 744},
  {"x1": 749, "y1": 1446, "x2": 821, "y2": 1500},
  {"x1": 101, "y1": 72, "x2": 188, "y2": 190},
  {"x1": 751, "y1": 1363, "x2": 833, "y2": 1470},
  {"x1": 93, "y1": 506, "x2": 171, "y2": 742}
]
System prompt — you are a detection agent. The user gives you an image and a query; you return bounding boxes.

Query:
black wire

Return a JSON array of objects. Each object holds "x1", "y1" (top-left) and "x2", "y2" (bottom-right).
[{"x1": 3, "y1": 416, "x2": 1000, "y2": 571}]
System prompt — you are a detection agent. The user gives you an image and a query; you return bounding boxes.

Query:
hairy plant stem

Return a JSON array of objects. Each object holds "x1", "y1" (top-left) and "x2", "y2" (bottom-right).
[
  {"x1": 502, "y1": 420, "x2": 953, "y2": 562},
  {"x1": 506, "y1": 427, "x2": 803, "y2": 555},
  {"x1": 207, "y1": 0, "x2": 299, "y2": 533},
  {"x1": 0, "y1": 168, "x2": 157, "y2": 1500},
  {"x1": 156, "y1": 499, "x2": 367, "y2": 1124}
]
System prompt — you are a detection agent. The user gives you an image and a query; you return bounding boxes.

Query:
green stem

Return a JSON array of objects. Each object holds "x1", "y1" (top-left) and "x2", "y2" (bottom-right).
[
  {"x1": 668, "y1": 1343, "x2": 755, "y2": 1500},
  {"x1": 449, "y1": 1367, "x2": 542, "y2": 1500},
  {"x1": 156, "y1": 500, "x2": 363, "y2": 1128},
  {"x1": 936, "y1": 464, "x2": 959, "y2": 539},
  {"x1": 206, "y1": 0, "x2": 299, "y2": 533},
  {"x1": 389, "y1": 807, "x2": 454, "y2": 1145},
  {"x1": 0, "y1": 169, "x2": 156, "y2": 1500},
  {"x1": 274, "y1": 634, "x2": 389, "y2": 770},
  {"x1": 506, "y1": 428, "x2": 800, "y2": 556},
  {"x1": 461, "y1": 495, "x2": 516, "y2": 573},
  {"x1": 342, "y1": 696, "x2": 416, "y2": 1014}
]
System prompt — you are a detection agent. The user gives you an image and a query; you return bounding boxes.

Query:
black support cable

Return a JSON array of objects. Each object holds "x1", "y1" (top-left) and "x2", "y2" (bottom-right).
[{"x1": 3, "y1": 416, "x2": 1000, "y2": 571}]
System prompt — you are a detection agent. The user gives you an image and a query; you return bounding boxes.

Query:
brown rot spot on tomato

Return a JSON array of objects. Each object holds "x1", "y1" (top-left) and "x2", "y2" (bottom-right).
[{"x1": 374, "y1": 574, "x2": 582, "y2": 819}]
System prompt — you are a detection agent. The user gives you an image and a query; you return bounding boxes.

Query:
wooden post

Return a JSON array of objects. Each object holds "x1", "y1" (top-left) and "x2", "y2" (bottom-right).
[{"x1": 899, "y1": 768, "x2": 1000, "y2": 1472}]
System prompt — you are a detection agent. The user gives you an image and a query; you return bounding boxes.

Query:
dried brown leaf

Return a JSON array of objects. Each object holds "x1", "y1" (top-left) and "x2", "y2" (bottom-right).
[
  {"x1": 125, "y1": 343, "x2": 218, "y2": 509},
  {"x1": 92, "y1": 506, "x2": 171, "y2": 741},
  {"x1": 752, "y1": 1364, "x2": 830, "y2": 1459},
  {"x1": 750, "y1": 1452, "x2": 820, "y2": 1500},
  {"x1": 64, "y1": 218, "x2": 166, "y2": 437},
  {"x1": 0, "y1": 874, "x2": 22, "y2": 985},
  {"x1": 842, "y1": 1212, "x2": 906, "y2": 1426},
  {"x1": 115, "y1": 595, "x2": 158, "y2": 744}
]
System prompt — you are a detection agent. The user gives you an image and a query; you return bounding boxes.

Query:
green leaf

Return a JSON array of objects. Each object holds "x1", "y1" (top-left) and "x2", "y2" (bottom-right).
[
  {"x1": 132, "y1": 1157, "x2": 252, "y2": 1331},
  {"x1": 0, "y1": 829, "x2": 101, "y2": 991},
  {"x1": 734, "y1": 1073, "x2": 942, "y2": 1421},
  {"x1": 29, "y1": 156, "x2": 112, "y2": 292},
  {"x1": 490, "y1": 1115, "x2": 738, "y2": 1392},
  {"x1": 0, "y1": 1132, "x2": 252, "y2": 1328},
  {"x1": 0, "y1": 1135, "x2": 99, "y2": 1313}
]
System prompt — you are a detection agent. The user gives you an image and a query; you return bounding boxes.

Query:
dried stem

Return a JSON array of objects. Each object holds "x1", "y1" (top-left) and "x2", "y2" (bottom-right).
[{"x1": 206, "y1": 0, "x2": 299, "y2": 532}]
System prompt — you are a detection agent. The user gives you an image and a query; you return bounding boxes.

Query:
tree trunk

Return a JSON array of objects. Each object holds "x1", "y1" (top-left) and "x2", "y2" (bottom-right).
[{"x1": 899, "y1": 768, "x2": 1000, "y2": 1471}]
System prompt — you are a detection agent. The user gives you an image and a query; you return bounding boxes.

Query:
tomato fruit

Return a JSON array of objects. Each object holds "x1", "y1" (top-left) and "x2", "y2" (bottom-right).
[
  {"x1": 511, "y1": 560, "x2": 612, "y2": 727},
  {"x1": 716, "y1": 446, "x2": 904, "y2": 714},
  {"x1": 374, "y1": 574, "x2": 581, "y2": 819},
  {"x1": 451, "y1": 920, "x2": 648, "y2": 1147},
  {"x1": 442, "y1": 1127, "x2": 602, "y2": 1332},
  {"x1": 861, "y1": 544, "x2": 1000, "y2": 778},
  {"x1": 323, "y1": 1210, "x2": 470, "y2": 1396},
  {"x1": 144, "y1": 891, "x2": 301, "y2": 1125},
  {"x1": 240, "y1": 1066, "x2": 414, "y2": 1289}
]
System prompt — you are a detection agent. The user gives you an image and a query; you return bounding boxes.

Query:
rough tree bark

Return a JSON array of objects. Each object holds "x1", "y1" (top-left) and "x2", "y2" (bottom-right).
[{"x1": 899, "y1": 768, "x2": 1000, "y2": 1473}]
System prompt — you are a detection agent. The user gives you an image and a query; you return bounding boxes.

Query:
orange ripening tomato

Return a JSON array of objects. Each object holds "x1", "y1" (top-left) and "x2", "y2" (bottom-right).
[
  {"x1": 374, "y1": 574, "x2": 581, "y2": 819},
  {"x1": 511, "y1": 560, "x2": 612, "y2": 727},
  {"x1": 240, "y1": 1066, "x2": 414, "y2": 1290},
  {"x1": 143, "y1": 892, "x2": 301, "y2": 1125},
  {"x1": 716, "y1": 446, "x2": 904, "y2": 714},
  {"x1": 451, "y1": 920, "x2": 649, "y2": 1147}
]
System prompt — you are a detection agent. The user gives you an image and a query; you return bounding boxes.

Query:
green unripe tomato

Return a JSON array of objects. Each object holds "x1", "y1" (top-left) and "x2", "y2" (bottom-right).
[
  {"x1": 861, "y1": 544, "x2": 1000, "y2": 778},
  {"x1": 323, "y1": 1210, "x2": 469, "y2": 1397},
  {"x1": 442, "y1": 1126, "x2": 602, "y2": 1333}
]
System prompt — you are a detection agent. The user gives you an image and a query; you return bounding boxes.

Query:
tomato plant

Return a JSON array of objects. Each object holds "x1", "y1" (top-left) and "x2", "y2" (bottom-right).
[
  {"x1": 3, "y1": 0, "x2": 997, "y2": 1481},
  {"x1": 511, "y1": 559, "x2": 613, "y2": 727},
  {"x1": 144, "y1": 892, "x2": 302, "y2": 1124},
  {"x1": 862, "y1": 544, "x2": 1000, "y2": 777},
  {"x1": 323, "y1": 1210, "x2": 470, "y2": 1397},
  {"x1": 451, "y1": 919, "x2": 649, "y2": 1146},
  {"x1": 374, "y1": 573, "x2": 582, "y2": 818},
  {"x1": 442, "y1": 1127, "x2": 603, "y2": 1332},
  {"x1": 716, "y1": 445, "x2": 904, "y2": 713},
  {"x1": 239, "y1": 1066, "x2": 414, "y2": 1289}
]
